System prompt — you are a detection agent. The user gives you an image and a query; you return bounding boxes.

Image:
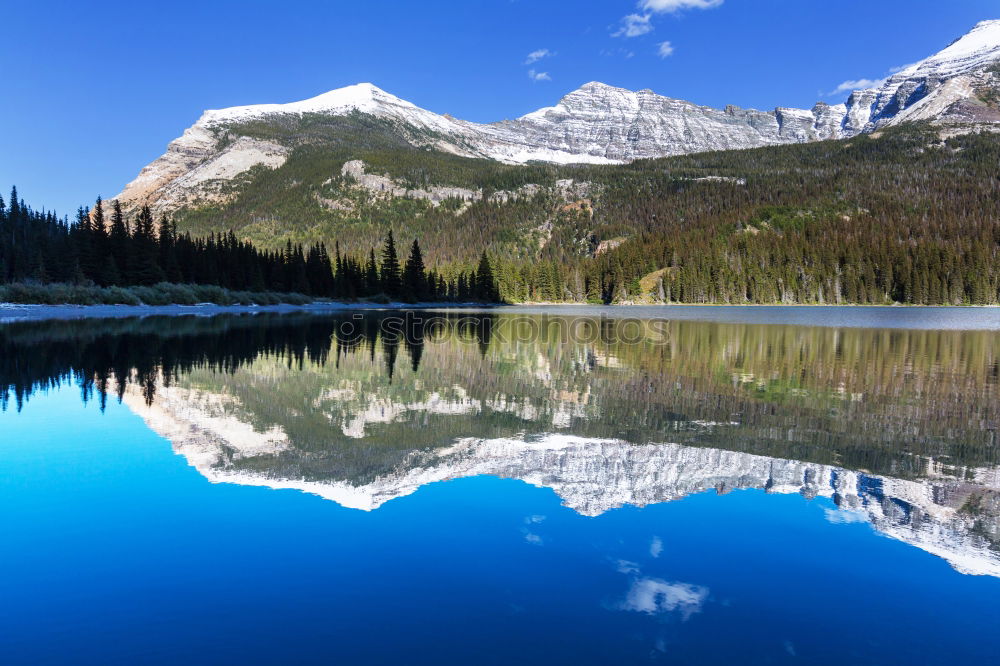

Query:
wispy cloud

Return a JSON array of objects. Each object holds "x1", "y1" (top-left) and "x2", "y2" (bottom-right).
[
  {"x1": 613, "y1": 0, "x2": 722, "y2": 42},
  {"x1": 657, "y1": 41, "x2": 675, "y2": 58},
  {"x1": 613, "y1": 13, "x2": 654, "y2": 38},
  {"x1": 600, "y1": 47, "x2": 636, "y2": 59},
  {"x1": 826, "y1": 60, "x2": 919, "y2": 97},
  {"x1": 527, "y1": 69, "x2": 552, "y2": 82},
  {"x1": 616, "y1": 559, "x2": 641, "y2": 574},
  {"x1": 650, "y1": 536, "x2": 664, "y2": 557},
  {"x1": 524, "y1": 48, "x2": 552, "y2": 65},
  {"x1": 828, "y1": 78, "x2": 885, "y2": 95},
  {"x1": 641, "y1": 0, "x2": 724, "y2": 11}
]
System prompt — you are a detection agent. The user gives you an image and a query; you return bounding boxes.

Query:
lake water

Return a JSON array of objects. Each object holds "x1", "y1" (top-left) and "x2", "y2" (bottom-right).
[{"x1": 2, "y1": 307, "x2": 999, "y2": 664}]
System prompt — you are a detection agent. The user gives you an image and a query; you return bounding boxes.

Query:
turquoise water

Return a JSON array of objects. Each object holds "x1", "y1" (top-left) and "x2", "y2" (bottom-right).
[{"x1": 2, "y1": 310, "x2": 1000, "y2": 664}]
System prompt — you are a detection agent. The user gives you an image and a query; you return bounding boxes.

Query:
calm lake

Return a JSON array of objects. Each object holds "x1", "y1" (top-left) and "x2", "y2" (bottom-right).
[{"x1": 2, "y1": 306, "x2": 1000, "y2": 664}]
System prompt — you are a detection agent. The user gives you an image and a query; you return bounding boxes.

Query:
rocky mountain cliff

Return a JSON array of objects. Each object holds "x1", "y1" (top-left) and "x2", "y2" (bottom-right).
[{"x1": 113, "y1": 20, "x2": 1000, "y2": 214}]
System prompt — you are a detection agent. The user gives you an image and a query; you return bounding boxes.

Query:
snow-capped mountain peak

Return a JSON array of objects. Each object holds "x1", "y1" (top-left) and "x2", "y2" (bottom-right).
[
  {"x1": 916, "y1": 18, "x2": 1000, "y2": 77},
  {"x1": 199, "y1": 82, "x2": 393, "y2": 125},
  {"x1": 194, "y1": 81, "x2": 469, "y2": 140},
  {"x1": 112, "y1": 20, "x2": 1000, "y2": 213}
]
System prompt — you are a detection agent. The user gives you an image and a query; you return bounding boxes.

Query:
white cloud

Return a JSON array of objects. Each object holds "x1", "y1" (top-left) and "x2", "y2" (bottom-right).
[
  {"x1": 620, "y1": 578, "x2": 709, "y2": 620},
  {"x1": 657, "y1": 41, "x2": 675, "y2": 58},
  {"x1": 828, "y1": 78, "x2": 885, "y2": 95},
  {"x1": 525, "y1": 49, "x2": 552, "y2": 65},
  {"x1": 527, "y1": 69, "x2": 552, "y2": 82},
  {"x1": 826, "y1": 60, "x2": 918, "y2": 97},
  {"x1": 641, "y1": 0, "x2": 724, "y2": 12},
  {"x1": 613, "y1": 13, "x2": 654, "y2": 38},
  {"x1": 650, "y1": 536, "x2": 664, "y2": 558},
  {"x1": 614, "y1": 0, "x2": 721, "y2": 40}
]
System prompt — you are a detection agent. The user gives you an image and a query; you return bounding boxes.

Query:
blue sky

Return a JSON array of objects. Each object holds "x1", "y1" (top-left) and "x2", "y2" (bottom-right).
[{"x1": 2, "y1": 0, "x2": 996, "y2": 215}]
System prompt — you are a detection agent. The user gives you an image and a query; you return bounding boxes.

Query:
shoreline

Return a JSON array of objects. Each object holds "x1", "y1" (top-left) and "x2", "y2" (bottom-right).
[
  {"x1": 514, "y1": 301, "x2": 1000, "y2": 308},
  {"x1": 0, "y1": 301, "x2": 488, "y2": 323},
  {"x1": 2, "y1": 301, "x2": 1000, "y2": 329}
]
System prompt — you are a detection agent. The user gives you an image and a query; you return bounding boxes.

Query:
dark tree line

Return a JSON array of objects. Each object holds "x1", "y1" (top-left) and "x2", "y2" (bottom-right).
[
  {"x1": 0, "y1": 312, "x2": 500, "y2": 411},
  {"x1": 0, "y1": 190, "x2": 500, "y2": 302},
  {"x1": 331, "y1": 229, "x2": 499, "y2": 302}
]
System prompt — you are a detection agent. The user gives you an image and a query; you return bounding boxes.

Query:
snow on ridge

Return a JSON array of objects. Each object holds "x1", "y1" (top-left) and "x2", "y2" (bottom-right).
[
  {"x1": 182, "y1": 16, "x2": 1000, "y2": 159},
  {"x1": 859, "y1": 18, "x2": 1000, "y2": 91},
  {"x1": 198, "y1": 82, "x2": 395, "y2": 126},
  {"x1": 177, "y1": 22, "x2": 1000, "y2": 140},
  {"x1": 925, "y1": 19, "x2": 1000, "y2": 71}
]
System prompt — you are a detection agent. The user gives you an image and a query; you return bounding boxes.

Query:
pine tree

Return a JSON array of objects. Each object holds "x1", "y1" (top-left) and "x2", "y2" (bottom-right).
[
  {"x1": 80, "y1": 198, "x2": 102, "y2": 283},
  {"x1": 380, "y1": 230, "x2": 402, "y2": 298},
  {"x1": 108, "y1": 200, "x2": 131, "y2": 286},
  {"x1": 131, "y1": 205, "x2": 166, "y2": 285},
  {"x1": 291, "y1": 244, "x2": 310, "y2": 294},
  {"x1": 401, "y1": 239, "x2": 427, "y2": 302},
  {"x1": 475, "y1": 251, "x2": 499, "y2": 302},
  {"x1": 365, "y1": 247, "x2": 379, "y2": 295},
  {"x1": 158, "y1": 217, "x2": 182, "y2": 283}
]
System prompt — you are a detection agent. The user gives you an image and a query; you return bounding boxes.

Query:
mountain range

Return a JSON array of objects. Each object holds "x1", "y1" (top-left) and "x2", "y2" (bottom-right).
[{"x1": 115, "y1": 20, "x2": 1000, "y2": 214}]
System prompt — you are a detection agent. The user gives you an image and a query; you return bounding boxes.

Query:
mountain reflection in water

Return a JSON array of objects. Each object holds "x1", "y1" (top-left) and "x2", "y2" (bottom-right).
[{"x1": 3, "y1": 311, "x2": 999, "y2": 576}]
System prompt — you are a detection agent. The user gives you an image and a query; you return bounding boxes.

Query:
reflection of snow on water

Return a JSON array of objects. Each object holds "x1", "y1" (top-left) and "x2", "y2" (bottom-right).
[{"x1": 126, "y1": 382, "x2": 1000, "y2": 579}]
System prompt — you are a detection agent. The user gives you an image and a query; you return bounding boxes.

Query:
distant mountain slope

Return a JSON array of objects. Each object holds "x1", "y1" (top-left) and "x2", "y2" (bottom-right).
[{"x1": 113, "y1": 20, "x2": 1000, "y2": 217}]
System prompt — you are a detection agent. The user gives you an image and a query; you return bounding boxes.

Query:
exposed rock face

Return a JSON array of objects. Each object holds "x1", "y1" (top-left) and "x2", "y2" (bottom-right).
[
  {"x1": 340, "y1": 159, "x2": 483, "y2": 206},
  {"x1": 489, "y1": 83, "x2": 845, "y2": 162},
  {"x1": 338, "y1": 159, "x2": 593, "y2": 209},
  {"x1": 112, "y1": 20, "x2": 1000, "y2": 214},
  {"x1": 124, "y1": 385, "x2": 1000, "y2": 579}
]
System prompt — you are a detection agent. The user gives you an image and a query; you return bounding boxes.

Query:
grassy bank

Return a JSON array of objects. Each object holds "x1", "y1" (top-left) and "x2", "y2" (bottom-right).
[{"x1": 0, "y1": 282, "x2": 317, "y2": 306}]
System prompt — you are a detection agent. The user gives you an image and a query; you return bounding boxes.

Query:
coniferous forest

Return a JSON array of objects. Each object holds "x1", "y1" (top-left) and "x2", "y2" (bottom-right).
[
  {"x1": 3, "y1": 124, "x2": 1000, "y2": 306},
  {"x1": 166, "y1": 121, "x2": 1000, "y2": 305},
  {"x1": 0, "y1": 191, "x2": 500, "y2": 304}
]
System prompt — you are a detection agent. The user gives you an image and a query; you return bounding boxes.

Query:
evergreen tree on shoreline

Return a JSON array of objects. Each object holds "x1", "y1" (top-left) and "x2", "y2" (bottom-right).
[
  {"x1": 365, "y1": 248, "x2": 379, "y2": 294},
  {"x1": 401, "y1": 239, "x2": 427, "y2": 302},
  {"x1": 475, "y1": 251, "x2": 499, "y2": 303},
  {"x1": 108, "y1": 200, "x2": 130, "y2": 286},
  {"x1": 131, "y1": 205, "x2": 166, "y2": 285},
  {"x1": 380, "y1": 230, "x2": 401, "y2": 298}
]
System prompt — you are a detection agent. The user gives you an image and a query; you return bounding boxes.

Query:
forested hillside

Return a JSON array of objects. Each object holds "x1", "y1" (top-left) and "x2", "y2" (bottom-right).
[
  {"x1": 5, "y1": 120, "x2": 1000, "y2": 305},
  {"x1": 161, "y1": 118, "x2": 1000, "y2": 304}
]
